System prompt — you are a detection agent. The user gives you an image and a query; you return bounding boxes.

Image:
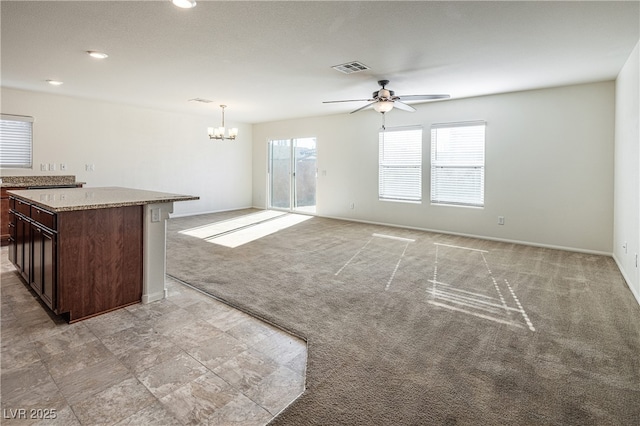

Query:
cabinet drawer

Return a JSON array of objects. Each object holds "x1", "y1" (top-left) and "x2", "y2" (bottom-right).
[
  {"x1": 15, "y1": 198, "x2": 31, "y2": 216},
  {"x1": 31, "y1": 206, "x2": 56, "y2": 230}
]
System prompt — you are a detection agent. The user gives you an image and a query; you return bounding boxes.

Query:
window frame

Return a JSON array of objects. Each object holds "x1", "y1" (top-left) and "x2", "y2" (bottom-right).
[
  {"x1": 378, "y1": 125, "x2": 423, "y2": 203},
  {"x1": 0, "y1": 114, "x2": 34, "y2": 169},
  {"x1": 430, "y1": 120, "x2": 486, "y2": 208}
]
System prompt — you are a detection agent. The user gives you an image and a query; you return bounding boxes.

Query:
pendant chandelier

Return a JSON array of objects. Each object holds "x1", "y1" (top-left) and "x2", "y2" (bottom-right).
[{"x1": 207, "y1": 105, "x2": 238, "y2": 140}]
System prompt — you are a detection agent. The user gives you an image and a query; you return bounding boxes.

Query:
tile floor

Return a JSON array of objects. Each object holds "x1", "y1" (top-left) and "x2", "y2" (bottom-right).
[{"x1": 0, "y1": 248, "x2": 306, "y2": 425}]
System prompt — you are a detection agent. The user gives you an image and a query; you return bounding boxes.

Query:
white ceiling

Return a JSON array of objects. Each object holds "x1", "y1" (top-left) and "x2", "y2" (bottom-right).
[{"x1": 1, "y1": 1, "x2": 638, "y2": 124}]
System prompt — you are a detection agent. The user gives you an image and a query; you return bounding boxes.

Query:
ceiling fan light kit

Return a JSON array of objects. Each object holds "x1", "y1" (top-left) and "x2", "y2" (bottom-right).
[
  {"x1": 323, "y1": 79, "x2": 450, "y2": 114},
  {"x1": 373, "y1": 101, "x2": 394, "y2": 113}
]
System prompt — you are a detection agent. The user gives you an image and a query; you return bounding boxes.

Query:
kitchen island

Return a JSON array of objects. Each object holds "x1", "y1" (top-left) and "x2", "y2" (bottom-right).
[{"x1": 7, "y1": 186, "x2": 198, "y2": 322}]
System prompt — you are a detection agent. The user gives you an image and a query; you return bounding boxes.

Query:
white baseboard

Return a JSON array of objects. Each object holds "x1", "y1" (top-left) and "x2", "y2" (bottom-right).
[
  {"x1": 323, "y1": 214, "x2": 612, "y2": 256},
  {"x1": 170, "y1": 205, "x2": 256, "y2": 219},
  {"x1": 142, "y1": 290, "x2": 165, "y2": 304},
  {"x1": 613, "y1": 254, "x2": 640, "y2": 306},
  {"x1": 171, "y1": 207, "x2": 611, "y2": 255}
]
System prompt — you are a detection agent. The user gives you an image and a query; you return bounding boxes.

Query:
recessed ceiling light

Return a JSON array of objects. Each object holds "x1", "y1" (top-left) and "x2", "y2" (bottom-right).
[
  {"x1": 87, "y1": 51, "x2": 108, "y2": 59},
  {"x1": 46, "y1": 80, "x2": 63, "y2": 86},
  {"x1": 171, "y1": 0, "x2": 196, "y2": 9}
]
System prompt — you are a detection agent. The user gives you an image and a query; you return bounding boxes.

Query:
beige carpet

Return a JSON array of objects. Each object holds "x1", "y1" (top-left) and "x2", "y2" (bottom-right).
[{"x1": 166, "y1": 209, "x2": 640, "y2": 425}]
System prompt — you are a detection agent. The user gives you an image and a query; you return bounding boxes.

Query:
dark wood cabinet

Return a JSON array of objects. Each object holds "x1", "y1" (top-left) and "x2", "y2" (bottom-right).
[
  {"x1": 1, "y1": 190, "x2": 9, "y2": 245},
  {"x1": 2, "y1": 182, "x2": 83, "y2": 246},
  {"x1": 15, "y1": 212, "x2": 31, "y2": 282},
  {"x1": 9, "y1": 196, "x2": 142, "y2": 322},
  {"x1": 31, "y1": 222, "x2": 56, "y2": 310},
  {"x1": 8, "y1": 210, "x2": 16, "y2": 263}
]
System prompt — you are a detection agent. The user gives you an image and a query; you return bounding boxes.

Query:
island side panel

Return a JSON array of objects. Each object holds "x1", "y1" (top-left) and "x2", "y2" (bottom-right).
[{"x1": 56, "y1": 205, "x2": 143, "y2": 321}]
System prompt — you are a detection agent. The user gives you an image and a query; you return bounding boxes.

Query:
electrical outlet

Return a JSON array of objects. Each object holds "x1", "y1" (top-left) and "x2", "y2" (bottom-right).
[
  {"x1": 85, "y1": 164, "x2": 95, "y2": 172},
  {"x1": 49, "y1": 163, "x2": 56, "y2": 171},
  {"x1": 60, "y1": 163, "x2": 67, "y2": 171},
  {"x1": 151, "y1": 208, "x2": 160, "y2": 222},
  {"x1": 40, "y1": 163, "x2": 47, "y2": 171},
  {"x1": 498, "y1": 216, "x2": 505, "y2": 225}
]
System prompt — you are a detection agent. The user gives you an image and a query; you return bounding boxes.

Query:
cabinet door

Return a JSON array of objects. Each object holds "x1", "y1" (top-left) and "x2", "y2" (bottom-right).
[
  {"x1": 15, "y1": 214, "x2": 29, "y2": 278},
  {"x1": 8, "y1": 211, "x2": 16, "y2": 263},
  {"x1": 15, "y1": 214, "x2": 23, "y2": 271},
  {"x1": 29, "y1": 224, "x2": 56, "y2": 310},
  {"x1": 41, "y1": 228, "x2": 55, "y2": 309},
  {"x1": 1, "y1": 196, "x2": 10, "y2": 245},
  {"x1": 21, "y1": 216, "x2": 31, "y2": 283},
  {"x1": 31, "y1": 224, "x2": 44, "y2": 295}
]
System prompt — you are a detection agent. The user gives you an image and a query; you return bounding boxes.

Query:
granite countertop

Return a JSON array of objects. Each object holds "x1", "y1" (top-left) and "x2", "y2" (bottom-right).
[
  {"x1": 1, "y1": 175, "x2": 85, "y2": 188},
  {"x1": 7, "y1": 186, "x2": 199, "y2": 212}
]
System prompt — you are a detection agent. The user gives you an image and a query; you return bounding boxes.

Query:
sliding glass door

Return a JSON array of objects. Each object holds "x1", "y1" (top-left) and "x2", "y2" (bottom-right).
[
  {"x1": 269, "y1": 139, "x2": 292, "y2": 209},
  {"x1": 269, "y1": 137, "x2": 316, "y2": 213}
]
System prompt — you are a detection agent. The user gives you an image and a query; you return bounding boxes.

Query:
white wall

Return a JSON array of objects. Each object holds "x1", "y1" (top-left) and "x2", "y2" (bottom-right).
[
  {"x1": 1, "y1": 88, "x2": 253, "y2": 216},
  {"x1": 253, "y1": 82, "x2": 615, "y2": 253},
  {"x1": 613, "y1": 41, "x2": 640, "y2": 304}
]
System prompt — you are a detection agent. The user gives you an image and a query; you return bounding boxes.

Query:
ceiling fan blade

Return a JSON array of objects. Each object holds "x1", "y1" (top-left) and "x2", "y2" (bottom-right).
[
  {"x1": 323, "y1": 99, "x2": 373, "y2": 104},
  {"x1": 393, "y1": 101, "x2": 416, "y2": 112},
  {"x1": 350, "y1": 101, "x2": 377, "y2": 114},
  {"x1": 397, "y1": 94, "x2": 450, "y2": 101}
]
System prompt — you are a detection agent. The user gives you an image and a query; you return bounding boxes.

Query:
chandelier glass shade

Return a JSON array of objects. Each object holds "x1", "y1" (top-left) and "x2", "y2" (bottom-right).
[{"x1": 208, "y1": 105, "x2": 238, "y2": 140}]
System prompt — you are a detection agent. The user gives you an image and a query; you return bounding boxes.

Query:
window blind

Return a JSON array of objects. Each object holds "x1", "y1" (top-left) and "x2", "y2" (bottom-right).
[
  {"x1": 0, "y1": 114, "x2": 33, "y2": 169},
  {"x1": 430, "y1": 121, "x2": 485, "y2": 207},
  {"x1": 379, "y1": 126, "x2": 422, "y2": 202}
]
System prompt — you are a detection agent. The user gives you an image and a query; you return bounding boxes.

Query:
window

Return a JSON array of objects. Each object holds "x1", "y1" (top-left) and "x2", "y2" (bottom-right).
[
  {"x1": 0, "y1": 114, "x2": 33, "y2": 169},
  {"x1": 430, "y1": 121, "x2": 485, "y2": 207},
  {"x1": 379, "y1": 126, "x2": 422, "y2": 202}
]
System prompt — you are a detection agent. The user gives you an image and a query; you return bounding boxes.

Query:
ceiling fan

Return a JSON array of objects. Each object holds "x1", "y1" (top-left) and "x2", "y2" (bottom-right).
[{"x1": 323, "y1": 80, "x2": 450, "y2": 114}]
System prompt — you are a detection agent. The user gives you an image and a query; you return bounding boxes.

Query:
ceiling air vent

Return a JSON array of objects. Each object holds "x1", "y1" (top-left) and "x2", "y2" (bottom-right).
[
  {"x1": 188, "y1": 98, "x2": 213, "y2": 103},
  {"x1": 331, "y1": 61, "x2": 370, "y2": 74}
]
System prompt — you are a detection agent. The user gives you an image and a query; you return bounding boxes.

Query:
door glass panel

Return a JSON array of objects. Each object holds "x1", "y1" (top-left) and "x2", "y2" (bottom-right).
[
  {"x1": 269, "y1": 139, "x2": 291, "y2": 210},
  {"x1": 293, "y1": 137, "x2": 317, "y2": 214}
]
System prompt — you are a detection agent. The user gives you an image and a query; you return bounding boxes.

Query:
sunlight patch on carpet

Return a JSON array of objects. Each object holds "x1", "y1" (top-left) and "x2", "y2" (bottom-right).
[
  {"x1": 335, "y1": 233, "x2": 413, "y2": 290},
  {"x1": 206, "y1": 214, "x2": 312, "y2": 248},
  {"x1": 179, "y1": 210, "x2": 286, "y2": 239},
  {"x1": 430, "y1": 243, "x2": 535, "y2": 331},
  {"x1": 179, "y1": 210, "x2": 312, "y2": 248}
]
